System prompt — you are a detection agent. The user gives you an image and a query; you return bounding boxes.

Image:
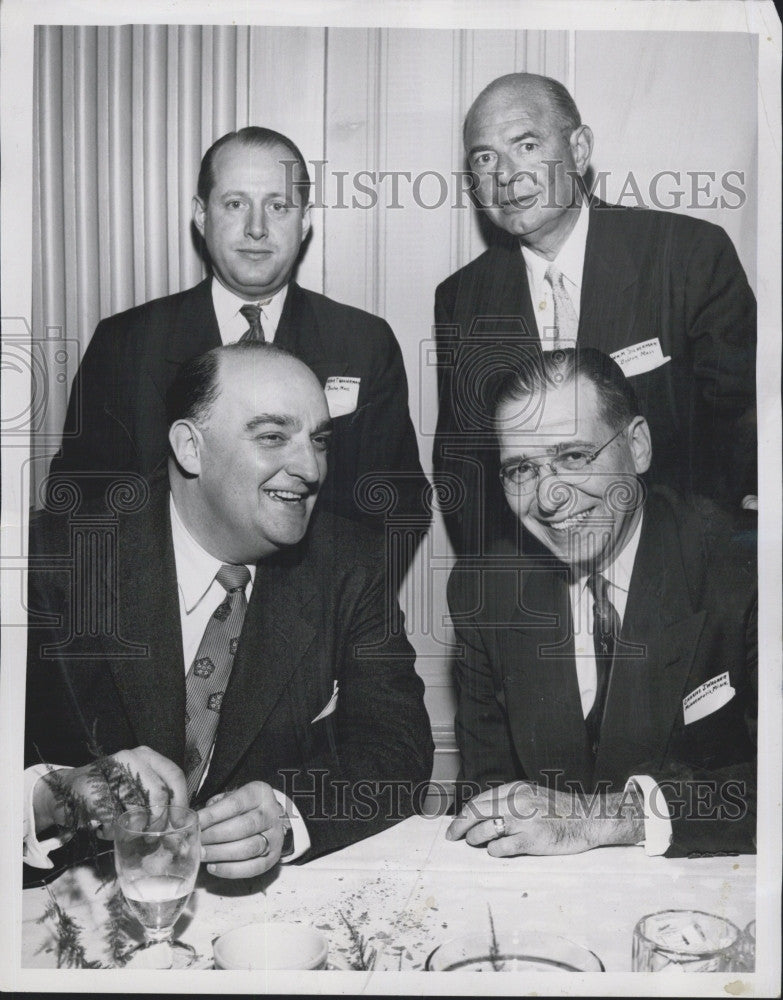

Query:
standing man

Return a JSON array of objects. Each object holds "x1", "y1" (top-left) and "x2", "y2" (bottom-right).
[
  {"x1": 446, "y1": 348, "x2": 756, "y2": 858},
  {"x1": 26, "y1": 344, "x2": 433, "y2": 880},
  {"x1": 50, "y1": 127, "x2": 430, "y2": 567},
  {"x1": 434, "y1": 73, "x2": 756, "y2": 555}
]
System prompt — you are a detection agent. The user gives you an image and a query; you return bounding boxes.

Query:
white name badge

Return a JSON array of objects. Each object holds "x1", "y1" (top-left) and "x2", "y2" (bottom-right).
[
  {"x1": 610, "y1": 338, "x2": 671, "y2": 378},
  {"x1": 682, "y1": 671, "x2": 736, "y2": 725},
  {"x1": 324, "y1": 376, "x2": 361, "y2": 417}
]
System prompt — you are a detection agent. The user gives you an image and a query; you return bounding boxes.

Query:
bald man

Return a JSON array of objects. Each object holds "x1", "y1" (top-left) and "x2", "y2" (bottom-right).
[{"x1": 433, "y1": 72, "x2": 756, "y2": 556}]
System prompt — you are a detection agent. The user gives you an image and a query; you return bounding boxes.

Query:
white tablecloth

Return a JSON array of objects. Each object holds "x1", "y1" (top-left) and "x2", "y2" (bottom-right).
[{"x1": 22, "y1": 813, "x2": 756, "y2": 977}]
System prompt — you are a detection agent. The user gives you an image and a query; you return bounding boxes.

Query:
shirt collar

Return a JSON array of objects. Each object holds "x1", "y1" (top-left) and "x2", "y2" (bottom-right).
[
  {"x1": 572, "y1": 510, "x2": 645, "y2": 600},
  {"x1": 169, "y1": 494, "x2": 256, "y2": 614},
  {"x1": 210, "y1": 278, "x2": 288, "y2": 340},
  {"x1": 520, "y1": 200, "x2": 590, "y2": 291}
]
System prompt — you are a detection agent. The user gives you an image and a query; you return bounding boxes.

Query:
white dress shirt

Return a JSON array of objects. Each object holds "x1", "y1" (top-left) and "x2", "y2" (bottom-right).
[
  {"x1": 23, "y1": 495, "x2": 309, "y2": 867},
  {"x1": 211, "y1": 278, "x2": 288, "y2": 344},
  {"x1": 567, "y1": 514, "x2": 672, "y2": 855},
  {"x1": 521, "y1": 201, "x2": 589, "y2": 347}
]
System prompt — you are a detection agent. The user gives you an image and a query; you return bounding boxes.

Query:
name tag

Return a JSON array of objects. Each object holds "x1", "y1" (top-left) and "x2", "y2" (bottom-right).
[
  {"x1": 683, "y1": 672, "x2": 735, "y2": 725},
  {"x1": 610, "y1": 338, "x2": 671, "y2": 378},
  {"x1": 324, "y1": 376, "x2": 360, "y2": 417}
]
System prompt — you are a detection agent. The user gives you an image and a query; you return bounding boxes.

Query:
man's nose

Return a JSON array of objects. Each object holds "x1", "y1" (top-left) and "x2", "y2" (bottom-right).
[
  {"x1": 535, "y1": 469, "x2": 576, "y2": 516},
  {"x1": 286, "y1": 440, "x2": 323, "y2": 484},
  {"x1": 245, "y1": 204, "x2": 267, "y2": 240}
]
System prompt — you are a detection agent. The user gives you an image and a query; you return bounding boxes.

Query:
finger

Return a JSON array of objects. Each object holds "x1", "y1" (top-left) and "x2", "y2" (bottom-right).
[
  {"x1": 198, "y1": 782, "x2": 279, "y2": 833},
  {"x1": 202, "y1": 828, "x2": 281, "y2": 865},
  {"x1": 487, "y1": 833, "x2": 531, "y2": 858},
  {"x1": 135, "y1": 748, "x2": 188, "y2": 809},
  {"x1": 199, "y1": 808, "x2": 273, "y2": 846},
  {"x1": 205, "y1": 848, "x2": 282, "y2": 880},
  {"x1": 465, "y1": 818, "x2": 511, "y2": 847}
]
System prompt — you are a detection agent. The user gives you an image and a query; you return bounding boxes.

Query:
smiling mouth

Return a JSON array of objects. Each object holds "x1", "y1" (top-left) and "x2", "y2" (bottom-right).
[
  {"x1": 544, "y1": 508, "x2": 594, "y2": 532},
  {"x1": 264, "y1": 489, "x2": 309, "y2": 504}
]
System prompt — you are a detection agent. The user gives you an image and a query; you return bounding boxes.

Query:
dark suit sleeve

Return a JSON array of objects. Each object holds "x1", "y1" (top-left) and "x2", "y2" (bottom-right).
[
  {"x1": 282, "y1": 560, "x2": 434, "y2": 858},
  {"x1": 448, "y1": 562, "x2": 521, "y2": 800},
  {"x1": 683, "y1": 223, "x2": 757, "y2": 501},
  {"x1": 47, "y1": 317, "x2": 139, "y2": 501},
  {"x1": 648, "y1": 597, "x2": 757, "y2": 857}
]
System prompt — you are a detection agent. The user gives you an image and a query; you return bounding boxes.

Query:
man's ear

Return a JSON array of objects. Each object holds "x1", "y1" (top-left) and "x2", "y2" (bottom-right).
[
  {"x1": 628, "y1": 416, "x2": 652, "y2": 475},
  {"x1": 169, "y1": 419, "x2": 203, "y2": 476},
  {"x1": 300, "y1": 201, "x2": 312, "y2": 243},
  {"x1": 192, "y1": 195, "x2": 206, "y2": 239},
  {"x1": 569, "y1": 124, "x2": 593, "y2": 177}
]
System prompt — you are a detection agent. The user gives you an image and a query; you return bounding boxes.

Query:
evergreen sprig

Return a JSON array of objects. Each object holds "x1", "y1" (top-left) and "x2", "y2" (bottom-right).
[
  {"x1": 487, "y1": 904, "x2": 503, "y2": 971},
  {"x1": 338, "y1": 910, "x2": 377, "y2": 971},
  {"x1": 37, "y1": 885, "x2": 105, "y2": 969}
]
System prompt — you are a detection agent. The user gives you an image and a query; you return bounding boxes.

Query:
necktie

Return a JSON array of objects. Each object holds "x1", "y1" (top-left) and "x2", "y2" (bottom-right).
[
  {"x1": 184, "y1": 563, "x2": 251, "y2": 799},
  {"x1": 239, "y1": 303, "x2": 266, "y2": 342},
  {"x1": 544, "y1": 263, "x2": 578, "y2": 346},
  {"x1": 584, "y1": 572, "x2": 620, "y2": 756}
]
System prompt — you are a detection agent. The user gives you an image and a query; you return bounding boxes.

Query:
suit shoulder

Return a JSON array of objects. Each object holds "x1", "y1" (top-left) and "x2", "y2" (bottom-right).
[
  {"x1": 436, "y1": 246, "x2": 504, "y2": 298},
  {"x1": 94, "y1": 283, "x2": 205, "y2": 335},
  {"x1": 593, "y1": 202, "x2": 733, "y2": 246},
  {"x1": 298, "y1": 287, "x2": 392, "y2": 334},
  {"x1": 304, "y1": 510, "x2": 388, "y2": 573}
]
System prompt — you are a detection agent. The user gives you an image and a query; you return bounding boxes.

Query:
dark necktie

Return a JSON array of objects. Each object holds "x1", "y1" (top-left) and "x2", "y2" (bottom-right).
[
  {"x1": 584, "y1": 572, "x2": 620, "y2": 756},
  {"x1": 184, "y1": 563, "x2": 251, "y2": 799},
  {"x1": 239, "y1": 303, "x2": 266, "y2": 342}
]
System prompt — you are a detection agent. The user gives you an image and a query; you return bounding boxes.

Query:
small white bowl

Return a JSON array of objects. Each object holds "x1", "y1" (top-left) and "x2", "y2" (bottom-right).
[{"x1": 213, "y1": 921, "x2": 329, "y2": 971}]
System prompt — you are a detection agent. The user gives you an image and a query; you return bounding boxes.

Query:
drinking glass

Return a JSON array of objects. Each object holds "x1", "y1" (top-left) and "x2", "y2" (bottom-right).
[
  {"x1": 632, "y1": 909, "x2": 742, "y2": 972},
  {"x1": 114, "y1": 805, "x2": 200, "y2": 968},
  {"x1": 426, "y1": 930, "x2": 604, "y2": 972}
]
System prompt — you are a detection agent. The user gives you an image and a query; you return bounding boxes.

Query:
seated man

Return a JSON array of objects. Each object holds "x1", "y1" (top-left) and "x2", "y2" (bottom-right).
[
  {"x1": 25, "y1": 342, "x2": 433, "y2": 881},
  {"x1": 446, "y1": 347, "x2": 756, "y2": 858}
]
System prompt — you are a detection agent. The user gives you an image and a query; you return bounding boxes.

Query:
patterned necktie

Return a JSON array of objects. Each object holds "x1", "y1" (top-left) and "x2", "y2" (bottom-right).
[
  {"x1": 544, "y1": 263, "x2": 579, "y2": 346},
  {"x1": 585, "y1": 572, "x2": 620, "y2": 756},
  {"x1": 184, "y1": 563, "x2": 251, "y2": 799},
  {"x1": 239, "y1": 303, "x2": 266, "y2": 342}
]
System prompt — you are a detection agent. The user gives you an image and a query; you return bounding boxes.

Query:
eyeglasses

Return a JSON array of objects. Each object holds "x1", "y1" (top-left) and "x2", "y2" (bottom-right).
[{"x1": 499, "y1": 424, "x2": 629, "y2": 494}]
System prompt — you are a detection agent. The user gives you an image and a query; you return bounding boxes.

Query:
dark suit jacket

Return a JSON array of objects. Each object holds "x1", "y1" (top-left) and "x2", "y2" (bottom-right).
[
  {"x1": 50, "y1": 280, "x2": 430, "y2": 550},
  {"x1": 25, "y1": 475, "x2": 434, "y2": 877},
  {"x1": 434, "y1": 203, "x2": 757, "y2": 555},
  {"x1": 447, "y1": 488, "x2": 757, "y2": 856}
]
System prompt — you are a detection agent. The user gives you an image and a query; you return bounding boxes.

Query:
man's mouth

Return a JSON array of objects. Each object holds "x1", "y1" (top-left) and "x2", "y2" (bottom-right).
[
  {"x1": 544, "y1": 508, "x2": 594, "y2": 532},
  {"x1": 264, "y1": 489, "x2": 309, "y2": 503},
  {"x1": 500, "y1": 192, "x2": 538, "y2": 210}
]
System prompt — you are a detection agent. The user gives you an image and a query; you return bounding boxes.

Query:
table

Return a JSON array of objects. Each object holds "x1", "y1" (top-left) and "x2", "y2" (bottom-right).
[{"x1": 22, "y1": 814, "x2": 755, "y2": 974}]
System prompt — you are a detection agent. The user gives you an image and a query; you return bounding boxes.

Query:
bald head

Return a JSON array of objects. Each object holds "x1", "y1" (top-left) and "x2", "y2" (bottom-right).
[
  {"x1": 464, "y1": 73, "x2": 581, "y2": 143},
  {"x1": 462, "y1": 72, "x2": 592, "y2": 256}
]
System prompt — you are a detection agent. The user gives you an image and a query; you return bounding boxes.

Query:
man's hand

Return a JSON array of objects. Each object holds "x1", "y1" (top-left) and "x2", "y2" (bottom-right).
[
  {"x1": 33, "y1": 746, "x2": 187, "y2": 835},
  {"x1": 445, "y1": 781, "x2": 644, "y2": 856},
  {"x1": 197, "y1": 781, "x2": 285, "y2": 878}
]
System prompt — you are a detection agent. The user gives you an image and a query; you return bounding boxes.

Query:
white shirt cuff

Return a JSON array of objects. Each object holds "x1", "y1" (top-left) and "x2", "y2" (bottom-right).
[
  {"x1": 23, "y1": 764, "x2": 73, "y2": 869},
  {"x1": 626, "y1": 775, "x2": 673, "y2": 856},
  {"x1": 277, "y1": 792, "x2": 310, "y2": 862}
]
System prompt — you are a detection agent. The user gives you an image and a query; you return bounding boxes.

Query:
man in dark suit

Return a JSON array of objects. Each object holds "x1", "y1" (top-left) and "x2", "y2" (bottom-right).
[
  {"x1": 49, "y1": 126, "x2": 430, "y2": 569},
  {"x1": 434, "y1": 73, "x2": 756, "y2": 556},
  {"x1": 446, "y1": 348, "x2": 756, "y2": 858},
  {"x1": 25, "y1": 344, "x2": 433, "y2": 880}
]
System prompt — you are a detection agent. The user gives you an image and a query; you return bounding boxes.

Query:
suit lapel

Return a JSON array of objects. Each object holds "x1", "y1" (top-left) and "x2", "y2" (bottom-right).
[
  {"x1": 108, "y1": 477, "x2": 186, "y2": 765},
  {"x1": 275, "y1": 283, "x2": 349, "y2": 381},
  {"x1": 595, "y1": 494, "x2": 707, "y2": 784},
  {"x1": 502, "y1": 558, "x2": 594, "y2": 789},
  {"x1": 579, "y1": 202, "x2": 641, "y2": 356},
  {"x1": 459, "y1": 242, "x2": 537, "y2": 339},
  {"x1": 201, "y1": 548, "x2": 319, "y2": 798}
]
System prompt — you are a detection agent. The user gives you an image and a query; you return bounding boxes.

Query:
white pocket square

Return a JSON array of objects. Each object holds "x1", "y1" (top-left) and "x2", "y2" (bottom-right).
[
  {"x1": 311, "y1": 681, "x2": 339, "y2": 724},
  {"x1": 682, "y1": 672, "x2": 735, "y2": 725}
]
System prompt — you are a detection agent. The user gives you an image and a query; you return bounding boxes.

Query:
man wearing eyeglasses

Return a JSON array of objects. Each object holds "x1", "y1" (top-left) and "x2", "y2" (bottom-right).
[{"x1": 446, "y1": 347, "x2": 756, "y2": 858}]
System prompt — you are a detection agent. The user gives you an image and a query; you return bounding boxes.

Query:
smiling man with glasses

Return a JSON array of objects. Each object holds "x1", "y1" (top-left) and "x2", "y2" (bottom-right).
[{"x1": 446, "y1": 347, "x2": 757, "y2": 860}]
